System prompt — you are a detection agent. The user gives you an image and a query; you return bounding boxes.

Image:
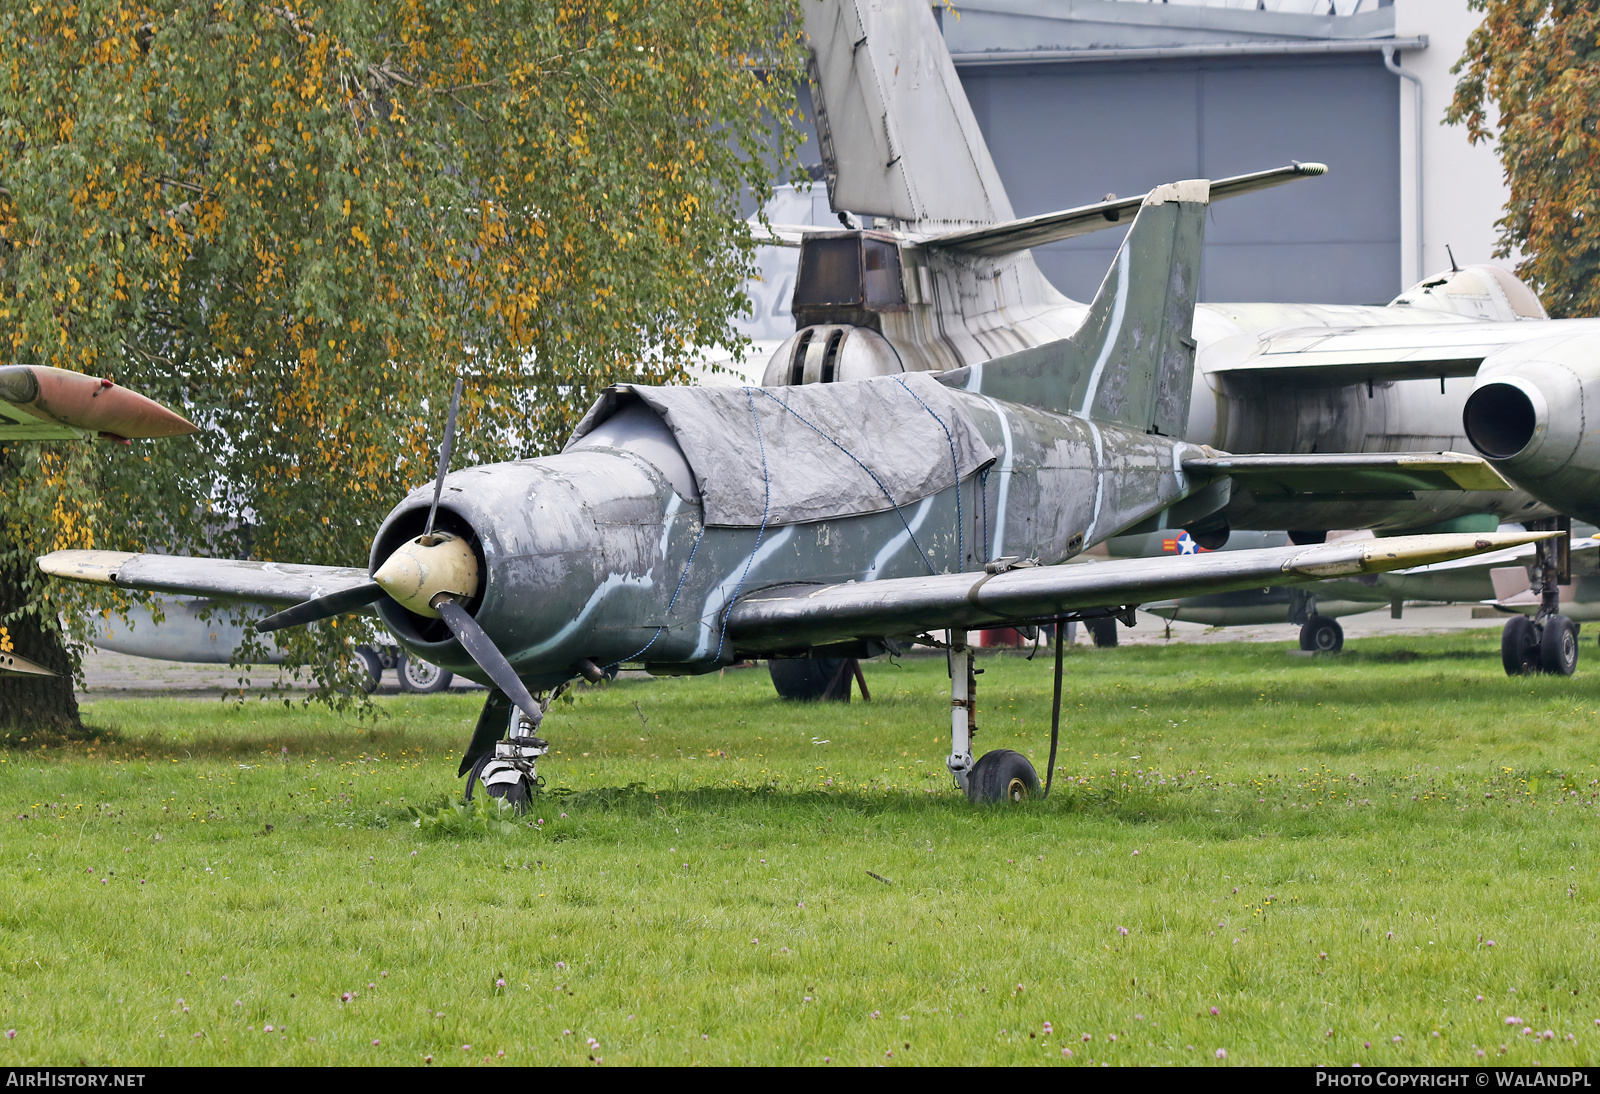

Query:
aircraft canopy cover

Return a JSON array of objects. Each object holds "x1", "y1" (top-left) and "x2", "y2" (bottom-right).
[{"x1": 568, "y1": 372, "x2": 997, "y2": 528}]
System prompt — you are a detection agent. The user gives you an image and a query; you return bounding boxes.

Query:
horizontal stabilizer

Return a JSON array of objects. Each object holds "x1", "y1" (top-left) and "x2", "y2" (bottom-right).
[
  {"x1": 37, "y1": 550, "x2": 371, "y2": 607},
  {"x1": 725, "y1": 531, "x2": 1555, "y2": 650},
  {"x1": 923, "y1": 163, "x2": 1326, "y2": 258},
  {"x1": 1183, "y1": 451, "x2": 1511, "y2": 494}
]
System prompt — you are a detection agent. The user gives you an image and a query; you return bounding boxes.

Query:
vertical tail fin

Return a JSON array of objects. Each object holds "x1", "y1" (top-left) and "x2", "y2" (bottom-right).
[
  {"x1": 803, "y1": 0, "x2": 1013, "y2": 224},
  {"x1": 956, "y1": 180, "x2": 1209, "y2": 437}
]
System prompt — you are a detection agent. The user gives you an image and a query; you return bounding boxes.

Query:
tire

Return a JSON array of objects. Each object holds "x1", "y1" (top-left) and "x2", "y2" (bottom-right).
[
  {"x1": 353, "y1": 646, "x2": 383, "y2": 694},
  {"x1": 1086, "y1": 618, "x2": 1119, "y2": 648},
  {"x1": 398, "y1": 653, "x2": 454, "y2": 694},
  {"x1": 769, "y1": 657, "x2": 851, "y2": 701},
  {"x1": 1298, "y1": 614, "x2": 1344, "y2": 653},
  {"x1": 464, "y1": 754, "x2": 534, "y2": 814},
  {"x1": 966, "y1": 749, "x2": 1040, "y2": 805},
  {"x1": 1540, "y1": 614, "x2": 1578, "y2": 676},
  {"x1": 1502, "y1": 615, "x2": 1539, "y2": 676}
]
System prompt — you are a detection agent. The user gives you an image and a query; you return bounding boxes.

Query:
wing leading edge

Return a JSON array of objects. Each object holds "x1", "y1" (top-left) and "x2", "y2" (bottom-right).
[
  {"x1": 724, "y1": 531, "x2": 1553, "y2": 652},
  {"x1": 37, "y1": 551, "x2": 372, "y2": 606}
]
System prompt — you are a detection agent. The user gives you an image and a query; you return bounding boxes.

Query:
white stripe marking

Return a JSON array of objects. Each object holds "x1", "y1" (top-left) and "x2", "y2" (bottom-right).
[
  {"x1": 522, "y1": 571, "x2": 655, "y2": 659},
  {"x1": 977, "y1": 396, "x2": 1014, "y2": 560},
  {"x1": 865, "y1": 496, "x2": 935, "y2": 581},
  {"x1": 1086, "y1": 419, "x2": 1106, "y2": 541},
  {"x1": 1078, "y1": 247, "x2": 1130, "y2": 417},
  {"x1": 692, "y1": 525, "x2": 797, "y2": 659}
]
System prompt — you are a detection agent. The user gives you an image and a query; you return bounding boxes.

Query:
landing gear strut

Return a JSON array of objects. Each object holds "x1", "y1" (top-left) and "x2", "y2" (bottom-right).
[
  {"x1": 1502, "y1": 516, "x2": 1577, "y2": 677},
  {"x1": 946, "y1": 629, "x2": 1042, "y2": 804},
  {"x1": 464, "y1": 693, "x2": 548, "y2": 812}
]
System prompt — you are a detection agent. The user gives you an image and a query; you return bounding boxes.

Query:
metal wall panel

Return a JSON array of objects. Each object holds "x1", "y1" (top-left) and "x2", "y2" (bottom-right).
[{"x1": 958, "y1": 55, "x2": 1401, "y2": 304}]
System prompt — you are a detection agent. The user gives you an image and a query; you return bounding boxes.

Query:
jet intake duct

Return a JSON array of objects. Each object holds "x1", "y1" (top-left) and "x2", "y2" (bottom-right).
[{"x1": 1463, "y1": 380, "x2": 1542, "y2": 460}]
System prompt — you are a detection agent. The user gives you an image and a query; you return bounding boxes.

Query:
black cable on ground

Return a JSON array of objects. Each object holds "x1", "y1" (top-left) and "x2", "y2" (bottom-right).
[{"x1": 1044, "y1": 619, "x2": 1064, "y2": 798}]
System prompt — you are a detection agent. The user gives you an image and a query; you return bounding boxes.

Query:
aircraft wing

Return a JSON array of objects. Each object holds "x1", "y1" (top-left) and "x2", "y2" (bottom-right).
[
  {"x1": 1205, "y1": 318, "x2": 1600, "y2": 387},
  {"x1": 36, "y1": 551, "x2": 371, "y2": 607},
  {"x1": 1182, "y1": 451, "x2": 1511, "y2": 495},
  {"x1": 724, "y1": 531, "x2": 1547, "y2": 651},
  {"x1": 922, "y1": 163, "x2": 1326, "y2": 258}
]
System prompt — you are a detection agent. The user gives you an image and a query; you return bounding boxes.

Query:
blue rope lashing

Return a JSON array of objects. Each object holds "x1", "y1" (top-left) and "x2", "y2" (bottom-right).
[
  {"x1": 603, "y1": 520, "x2": 707, "y2": 671},
  {"x1": 892, "y1": 375, "x2": 963, "y2": 570},
  {"x1": 753, "y1": 386, "x2": 936, "y2": 575}
]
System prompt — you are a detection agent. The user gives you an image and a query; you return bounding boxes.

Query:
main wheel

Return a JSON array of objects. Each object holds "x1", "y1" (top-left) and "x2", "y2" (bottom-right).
[
  {"x1": 1502, "y1": 615, "x2": 1540, "y2": 676},
  {"x1": 1540, "y1": 614, "x2": 1578, "y2": 676},
  {"x1": 1086, "y1": 618, "x2": 1119, "y2": 648},
  {"x1": 769, "y1": 657, "x2": 851, "y2": 701},
  {"x1": 398, "y1": 653, "x2": 454, "y2": 694},
  {"x1": 966, "y1": 749, "x2": 1040, "y2": 804},
  {"x1": 352, "y1": 646, "x2": 383, "y2": 693},
  {"x1": 1299, "y1": 614, "x2": 1344, "y2": 653}
]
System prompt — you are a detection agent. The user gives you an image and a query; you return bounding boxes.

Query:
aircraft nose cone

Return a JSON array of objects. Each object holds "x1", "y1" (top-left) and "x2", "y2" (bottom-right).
[{"x1": 372, "y1": 533, "x2": 479, "y2": 618}]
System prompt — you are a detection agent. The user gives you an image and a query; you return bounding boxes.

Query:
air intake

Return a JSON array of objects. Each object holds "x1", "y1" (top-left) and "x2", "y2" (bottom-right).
[{"x1": 1464, "y1": 382, "x2": 1538, "y2": 460}]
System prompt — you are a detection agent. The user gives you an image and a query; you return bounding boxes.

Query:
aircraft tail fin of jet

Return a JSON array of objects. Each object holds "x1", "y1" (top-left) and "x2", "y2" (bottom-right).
[
  {"x1": 803, "y1": 0, "x2": 1013, "y2": 224},
  {"x1": 952, "y1": 180, "x2": 1209, "y2": 437}
]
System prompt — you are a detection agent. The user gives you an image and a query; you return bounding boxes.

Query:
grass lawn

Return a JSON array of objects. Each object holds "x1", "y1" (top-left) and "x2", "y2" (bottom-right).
[{"x1": 3, "y1": 629, "x2": 1600, "y2": 1066}]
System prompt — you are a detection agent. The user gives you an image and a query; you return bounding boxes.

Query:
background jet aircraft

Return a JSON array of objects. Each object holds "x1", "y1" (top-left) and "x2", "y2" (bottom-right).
[
  {"x1": 38, "y1": 185, "x2": 1545, "y2": 806},
  {"x1": 0, "y1": 365, "x2": 196, "y2": 443},
  {"x1": 1, "y1": 364, "x2": 198, "y2": 679},
  {"x1": 754, "y1": 0, "x2": 1591, "y2": 672}
]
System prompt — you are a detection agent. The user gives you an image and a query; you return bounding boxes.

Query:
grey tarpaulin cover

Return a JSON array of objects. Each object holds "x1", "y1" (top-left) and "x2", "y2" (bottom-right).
[{"x1": 567, "y1": 372, "x2": 997, "y2": 527}]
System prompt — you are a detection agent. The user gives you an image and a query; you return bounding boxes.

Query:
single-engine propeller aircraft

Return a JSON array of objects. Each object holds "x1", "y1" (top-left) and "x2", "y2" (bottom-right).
[
  {"x1": 38, "y1": 184, "x2": 1549, "y2": 805},
  {"x1": 759, "y1": 0, "x2": 1600, "y2": 675},
  {"x1": 1, "y1": 364, "x2": 198, "y2": 679}
]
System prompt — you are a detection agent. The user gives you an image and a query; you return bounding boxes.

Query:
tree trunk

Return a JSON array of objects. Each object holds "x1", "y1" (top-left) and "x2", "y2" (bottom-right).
[{"x1": 0, "y1": 537, "x2": 82, "y2": 732}]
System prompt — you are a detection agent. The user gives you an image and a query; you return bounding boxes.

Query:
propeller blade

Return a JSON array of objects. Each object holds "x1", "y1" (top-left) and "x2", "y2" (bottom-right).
[
  {"x1": 433, "y1": 595, "x2": 543, "y2": 727},
  {"x1": 424, "y1": 376, "x2": 464, "y2": 539},
  {"x1": 256, "y1": 582, "x2": 386, "y2": 632},
  {"x1": 459, "y1": 688, "x2": 513, "y2": 776}
]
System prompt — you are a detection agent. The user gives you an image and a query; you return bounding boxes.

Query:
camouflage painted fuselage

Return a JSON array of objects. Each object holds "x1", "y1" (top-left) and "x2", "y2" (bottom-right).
[{"x1": 370, "y1": 386, "x2": 1203, "y2": 690}]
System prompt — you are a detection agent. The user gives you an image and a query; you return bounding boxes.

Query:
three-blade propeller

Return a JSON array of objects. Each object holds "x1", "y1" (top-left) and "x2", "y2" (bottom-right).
[{"x1": 255, "y1": 377, "x2": 544, "y2": 738}]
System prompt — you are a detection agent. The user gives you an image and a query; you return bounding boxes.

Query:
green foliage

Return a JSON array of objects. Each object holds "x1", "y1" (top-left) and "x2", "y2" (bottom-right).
[
  {"x1": 5, "y1": 638, "x2": 1600, "y2": 1064},
  {"x1": 409, "y1": 796, "x2": 524, "y2": 838},
  {"x1": 1449, "y1": 0, "x2": 1600, "y2": 316},
  {"x1": 0, "y1": 0, "x2": 805, "y2": 699}
]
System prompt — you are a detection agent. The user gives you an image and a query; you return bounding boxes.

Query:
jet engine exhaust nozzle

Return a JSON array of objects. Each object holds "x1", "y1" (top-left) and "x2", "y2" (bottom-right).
[
  {"x1": 1464, "y1": 379, "x2": 1545, "y2": 461},
  {"x1": 372, "y1": 532, "x2": 479, "y2": 619}
]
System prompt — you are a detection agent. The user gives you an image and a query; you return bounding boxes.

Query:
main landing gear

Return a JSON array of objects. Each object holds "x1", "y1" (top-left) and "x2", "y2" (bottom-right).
[
  {"x1": 947, "y1": 619, "x2": 1075, "y2": 804},
  {"x1": 1501, "y1": 516, "x2": 1578, "y2": 677}
]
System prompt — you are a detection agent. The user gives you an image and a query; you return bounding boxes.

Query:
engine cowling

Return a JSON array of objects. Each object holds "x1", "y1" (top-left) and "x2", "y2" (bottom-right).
[
  {"x1": 761, "y1": 324, "x2": 904, "y2": 386},
  {"x1": 1463, "y1": 335, "x2": 1600, "y2": 522}
]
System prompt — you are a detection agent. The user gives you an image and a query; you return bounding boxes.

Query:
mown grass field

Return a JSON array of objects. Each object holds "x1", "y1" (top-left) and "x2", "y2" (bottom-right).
[{"x1": 4, "y1": 629, "x2": 1600, "y2": 1066}]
